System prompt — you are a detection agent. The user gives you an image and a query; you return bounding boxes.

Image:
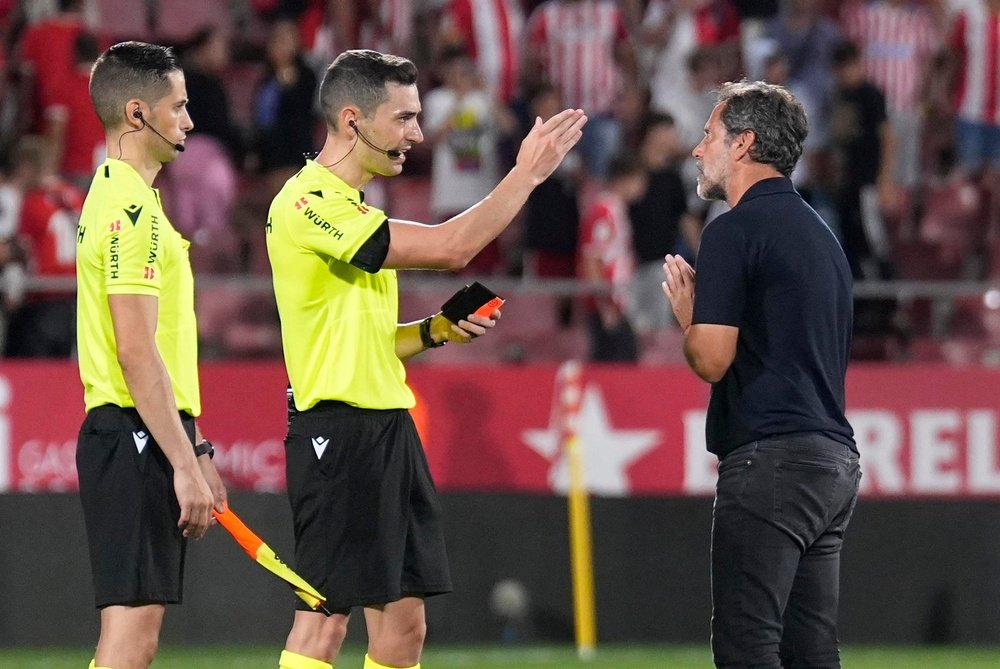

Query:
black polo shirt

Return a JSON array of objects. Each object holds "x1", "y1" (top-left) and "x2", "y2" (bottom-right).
[{"x1": 692, "y1": 176, "x2": 856, "y2": 457}]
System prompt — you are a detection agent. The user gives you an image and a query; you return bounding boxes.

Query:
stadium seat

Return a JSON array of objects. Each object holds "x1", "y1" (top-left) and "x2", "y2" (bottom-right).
[
  {"x1": 224, "y1": 61, "x2": 266, "y2": 130},
  {"x1": 196, "y1": 286, "x2": 281, "y2": 358},
  {"x1": 905, "y1": 337, "x2": 945, "y2": 362},
  {"x1": 939, "y1": 337, "x2": 989, "y2": 366},
  {"x1": 947, "y1": 296, "x2": 988, "y2": 338},
  {"x1": 638, "y1": 326, "x2": 689, "y2": 366},
  {"x1": 189, "y1": 224, "x2": 243, "y2": 274},
  {"x1": 987, "y1": 238, "x2": 1000, "y2": 279},
  {"x1": 96, "y1": 0, "x2": 151, "y2": 40},
  {"x1": 388, "y1": 176, "x2": 433, "y2": 224},
  {"x1": 880, "y1": 184, "x2": 916, "y2": 245},
  {"x1": 892, "y1": 240, "x2": 964, "y2": 281},
  {"x1": 851, "y1": 333, "x2": 902, "y2": 361},
  {"x1": 154, "y1": 0, "x2": 232, "y2": 43},
  {"x1": 904, "y1": 336, "x2": 992, "y2": 366},
  {"x1": 400, "y1": 285, "x2": 591, "y2": 363},
  {"x1": 916, "y1": 176, "x2": 985, "y2": 270},
  {"x1": 896, "y1": 297, "x2": 934, "y2": 337}
]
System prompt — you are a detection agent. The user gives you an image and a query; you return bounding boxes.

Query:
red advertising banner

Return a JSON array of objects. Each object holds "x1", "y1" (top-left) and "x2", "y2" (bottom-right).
[{"x1": 1, "y1": 361, "x2": 999, "y2": 497}]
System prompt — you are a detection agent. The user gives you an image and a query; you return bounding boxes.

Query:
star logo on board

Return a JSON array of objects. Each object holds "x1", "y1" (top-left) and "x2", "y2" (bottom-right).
[
  {"x1": 522, "y1": 384, "x2": 660, "y2": 496},
  {"x1": 124, "y1": 204, "x2": 143, "y2": 226},
  {"x1": 132, "y1": 431, "x2": 149, "y2": 454},
  {"x1": 311, "y1": 436, "x2": 330, "y2": 460}
]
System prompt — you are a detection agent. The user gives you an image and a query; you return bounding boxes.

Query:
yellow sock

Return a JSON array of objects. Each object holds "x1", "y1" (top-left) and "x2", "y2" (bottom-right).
[
  {"x1": 363, "y1": 654, "x2": 419, "y2": 669},
  {"x1": 279, "y1": 649, "x2": 333, "y2": 669},
  {"x1": 89, "y1": 661, "x2": 113, "y2": 669}
]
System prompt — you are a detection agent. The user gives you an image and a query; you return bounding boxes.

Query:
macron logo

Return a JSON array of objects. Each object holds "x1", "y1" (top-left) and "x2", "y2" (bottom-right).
[
  {"x1": 311, "y1": 436, "x2": 329, "y2": 460},
  {"x1": 133, "y1": 431, "x2": 149, "y2": 454}
]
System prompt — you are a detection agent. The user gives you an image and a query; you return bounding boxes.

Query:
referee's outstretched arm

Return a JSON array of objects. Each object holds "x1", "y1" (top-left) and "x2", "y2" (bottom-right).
[{"x1": 381, "y1": 109, "x2": 587, "y2": 271}]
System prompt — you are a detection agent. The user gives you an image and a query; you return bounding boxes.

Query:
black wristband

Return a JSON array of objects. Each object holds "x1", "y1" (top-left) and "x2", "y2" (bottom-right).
[
  {"x1": 194, "y1": 439, "x2": 215, "y2": 459},
  {"x1": 419, "y1": 316, "x2": 446, "y2": 348}
]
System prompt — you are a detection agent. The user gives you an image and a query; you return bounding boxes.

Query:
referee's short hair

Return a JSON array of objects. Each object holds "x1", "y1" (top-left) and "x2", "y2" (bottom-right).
[
  {"x1": 716, "y1": 80, "x2": 808, "y2": 178},
  {"x1": 90, "y1": 41, "x2": 181, "y2": 130},
  {"x1": 319, "y1": 49, "x2": 418, "y2": 130}
]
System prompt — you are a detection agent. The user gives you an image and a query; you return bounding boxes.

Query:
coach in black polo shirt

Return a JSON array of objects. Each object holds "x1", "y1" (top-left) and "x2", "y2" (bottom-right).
[{"x1": 663, "y1": 80, "x2": 860, "y2": 669}]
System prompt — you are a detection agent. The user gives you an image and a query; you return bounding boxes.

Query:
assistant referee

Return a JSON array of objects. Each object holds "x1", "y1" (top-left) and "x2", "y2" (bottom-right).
[
  {"x1": 266, "y1": 50, "x2": 585, "y2": 669},
  {"x1": 75, "y1": 41, "x2": 226, "y2": 669}
]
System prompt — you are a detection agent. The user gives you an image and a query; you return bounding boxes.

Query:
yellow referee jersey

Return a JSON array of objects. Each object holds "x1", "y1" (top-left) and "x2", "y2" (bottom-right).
[
  {"x1": 76, "y1": 159, "x2": 201, "y2": 415},
  {"x1": 267, "y1": 160, "x2": 414, "y2": 411}
]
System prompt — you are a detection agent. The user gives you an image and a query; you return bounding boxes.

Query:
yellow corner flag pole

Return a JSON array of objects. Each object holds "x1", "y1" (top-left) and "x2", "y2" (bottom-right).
[{"x1": 556, "y1": 360, "x2": 597, "y2": 660}]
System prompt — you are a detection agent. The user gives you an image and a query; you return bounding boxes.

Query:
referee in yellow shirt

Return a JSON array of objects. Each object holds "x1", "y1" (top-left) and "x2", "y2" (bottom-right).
[
  {"x1": 267, "y1": 50, "x2": 586, "y2": 669},
  {"x1": 75, "y1": 42, "x2": 226, "y2": 669}
]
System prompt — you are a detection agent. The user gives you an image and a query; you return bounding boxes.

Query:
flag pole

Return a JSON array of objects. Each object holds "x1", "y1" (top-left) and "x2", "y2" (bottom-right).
[{"x1": 556, "y1": 360, "x2": 597, "y2": 660}]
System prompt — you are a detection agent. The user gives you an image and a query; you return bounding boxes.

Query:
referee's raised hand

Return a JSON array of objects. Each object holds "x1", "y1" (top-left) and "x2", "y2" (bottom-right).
[
  {"x1": 173, "y1": 466, "x2": 214, "y2": 539},
  {"x1": 514, "y1": 108, "x2": 587, "y2": 185}
]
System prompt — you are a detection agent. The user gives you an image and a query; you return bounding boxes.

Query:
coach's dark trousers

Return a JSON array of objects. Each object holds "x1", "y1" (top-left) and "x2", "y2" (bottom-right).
[{"x1": 711, "y1": 434, "x2": 861, "y2": 669}]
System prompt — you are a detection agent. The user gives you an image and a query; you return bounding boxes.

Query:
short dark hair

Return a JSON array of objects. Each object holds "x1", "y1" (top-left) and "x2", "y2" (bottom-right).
[
  {"x1": 89, "y1": 41, "x2": 181, "y2": 129},
  {"x1": 184, "y1": 26, "x2": 217, "y2": 54},
  {"x1": 832, "y1": 40, "x2": 861, "y2": 68},
  {"x1": 606, "y1": 151, "x2": 644, "y2": 181},
  {"x1": 319, "y1": 49, "x2": 418, "y2": 129},
  {"x1": 716, "y1": 80, "x2": 808, "y2": 177},
  {"x1": 74, "y1": 31, "x2": 99, "y2": 65},
  {"x1": 638, "y1": 111, "x2": 675, "y2": 143}
]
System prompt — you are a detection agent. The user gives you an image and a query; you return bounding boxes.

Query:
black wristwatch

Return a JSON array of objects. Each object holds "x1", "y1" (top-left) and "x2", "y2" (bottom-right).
[
  {"x1": 419, "y1": 316, "x2": 446, "y2": 348},
  {"x1": 194, "y1": 439, "x2": 215, "y2": 459}
]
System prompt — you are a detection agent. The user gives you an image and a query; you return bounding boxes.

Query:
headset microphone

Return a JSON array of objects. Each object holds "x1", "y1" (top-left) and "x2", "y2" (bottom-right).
[
  {"x1": 132, "y1": 109, "x2": 185, "y2": 152},
  {"x1": 349, "y1": 119, "x2": 401, "y2": 159}
]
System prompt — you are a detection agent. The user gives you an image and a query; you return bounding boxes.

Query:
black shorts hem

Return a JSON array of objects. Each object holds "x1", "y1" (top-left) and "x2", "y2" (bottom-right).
[
  {"x1": 96, "y1": 595, "x2": 181, "y2": 609},
  {"x1": 296, "y1": 585, "x2": 454, "y2": 612}
]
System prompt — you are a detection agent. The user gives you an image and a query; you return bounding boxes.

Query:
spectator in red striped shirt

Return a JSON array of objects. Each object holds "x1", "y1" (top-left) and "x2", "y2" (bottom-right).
[
  {"x1": 437, "y1": 0, "x2": 524, "y2": 105},
  {"x1": 297, "y1": 1, "x2": 359, "y2": 77},
  {"x1": 948, "y1": 0, "x2": 1000, "y2": 172},
  {"x1": 578, "y1": 152, "x2": 647, "y2": 362},
  {"x1": 359, "y1": 0, "x2": 413, "y2": 56},
  {"x1": 3, "y1": 135, "x2": 81, "y2": 357},
  {"x1": 640, "y1": 0, "x2": 742, "y2": 121},
  {"x1": 761, "y1": 0, "x2": 842, "y2": 157},
  {"x1": 948, "y1": 0, "x2": 1000, "y2": 237},
  {"x1": 524, "y1": 0, "x2": 638, "y2": 178},
  {"x1": 841, "y1": 0, "x2": 942, "y2": 188},
  {"x1": 42, "y1": 31, "x2": 105, "y2": 189},
  {"x1": 14, "y1": 0, "x2": 89, "y2": 133}
]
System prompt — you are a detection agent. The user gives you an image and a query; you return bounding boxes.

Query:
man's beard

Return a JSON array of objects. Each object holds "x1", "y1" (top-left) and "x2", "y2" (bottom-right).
[{"x1": 698, "y1": 178, "x2": 727, "y2": 202}]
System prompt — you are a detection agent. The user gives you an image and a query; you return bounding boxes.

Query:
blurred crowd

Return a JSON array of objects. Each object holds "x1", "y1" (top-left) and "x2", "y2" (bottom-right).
[{"x1": 1, "y1": 0, "x2": 999, "y2": 364}]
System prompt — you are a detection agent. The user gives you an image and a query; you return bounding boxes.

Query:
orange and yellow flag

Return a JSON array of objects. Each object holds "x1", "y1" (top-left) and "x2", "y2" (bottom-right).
[{"x1": 213, "y1": 506, "x2": 330, "y2": 614}]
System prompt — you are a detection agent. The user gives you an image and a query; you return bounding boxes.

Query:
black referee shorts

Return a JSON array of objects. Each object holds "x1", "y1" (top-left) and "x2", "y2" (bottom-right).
[
  {"x1": 285, "y1": 401, "x2": 453, "y2": 612},
  {"x1": 76, "y1": 405, "x2": 195, "y2": 608}
]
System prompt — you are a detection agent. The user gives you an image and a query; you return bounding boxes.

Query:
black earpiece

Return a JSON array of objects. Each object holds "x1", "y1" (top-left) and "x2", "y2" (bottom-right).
[
  {"x1": 132, "y1": 108, "x2": 185, "y2": 152},
  {"x1": 348, "y1": 118, "x2": 401, "y2": 159}
]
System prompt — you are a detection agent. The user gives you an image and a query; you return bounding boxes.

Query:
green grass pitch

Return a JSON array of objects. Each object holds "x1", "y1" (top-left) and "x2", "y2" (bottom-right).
[{"x1": 4, "y1": 644, "x2": 1000, "y2": 668}]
